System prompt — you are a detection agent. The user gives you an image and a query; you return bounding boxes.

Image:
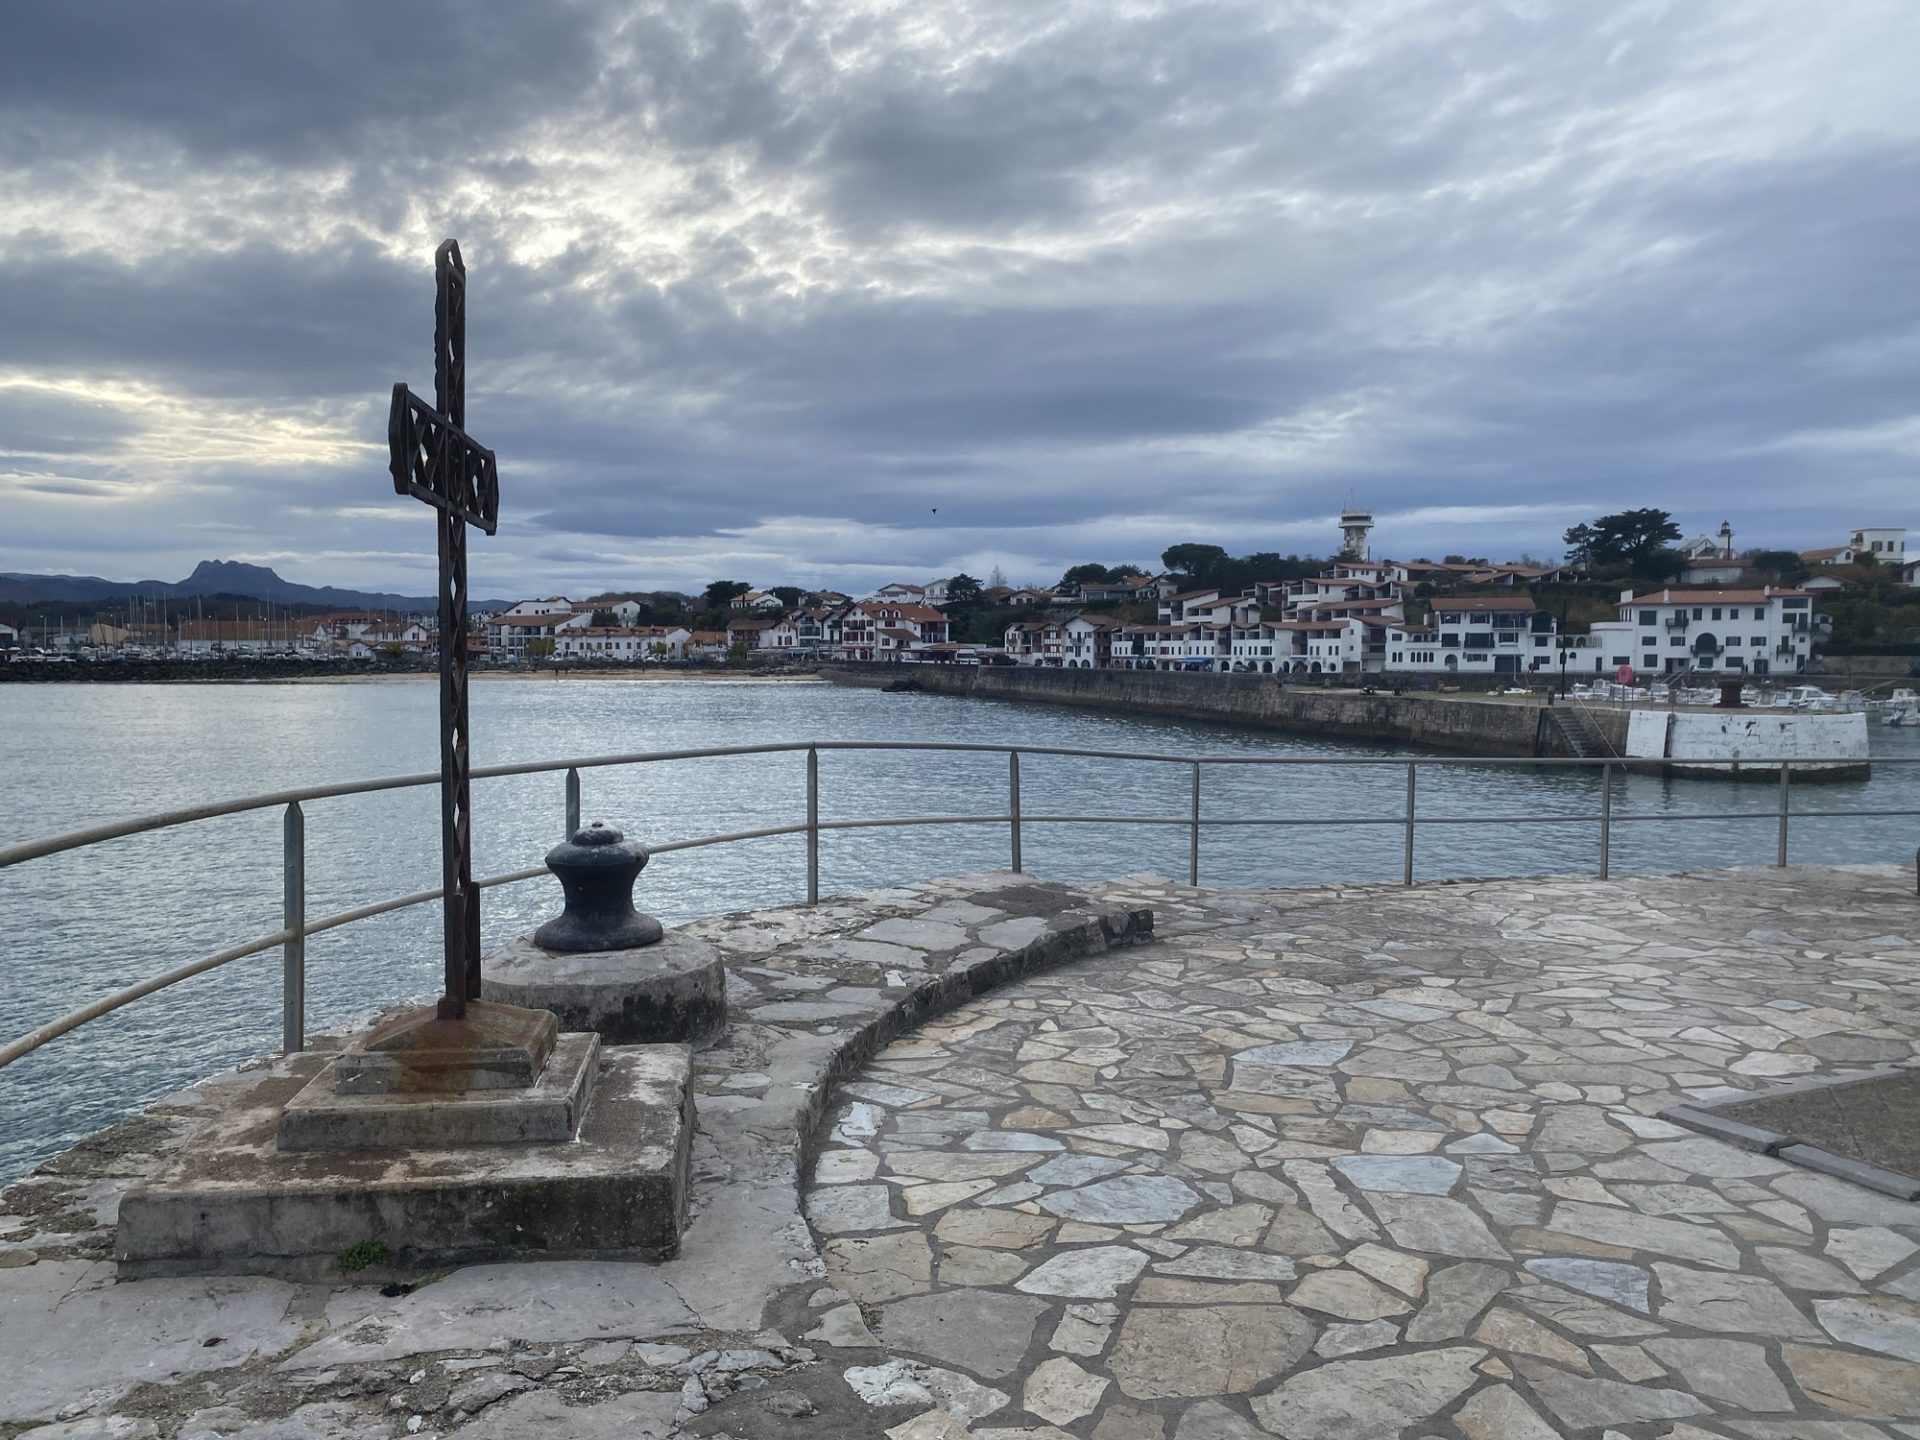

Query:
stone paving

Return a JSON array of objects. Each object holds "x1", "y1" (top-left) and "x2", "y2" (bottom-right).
[
  {"x1": 812, "y1": 865, "x2": 1920, "y2": 1438},
  {"x1": 3, "y1": 864, "x2": 1920, "y2": 1439}
]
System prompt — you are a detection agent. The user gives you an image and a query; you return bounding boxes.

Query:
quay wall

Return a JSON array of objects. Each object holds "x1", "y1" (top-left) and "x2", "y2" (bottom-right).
[
  {"x1": 1625, "y1": 709, "x2": 1871, "y2": 779},
  {"x1": 823, "y1": 663, "x2": 1626, "y2": 758}
]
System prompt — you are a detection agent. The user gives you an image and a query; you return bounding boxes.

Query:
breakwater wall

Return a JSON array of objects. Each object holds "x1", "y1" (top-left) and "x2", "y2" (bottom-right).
[{"x1": 824, "y1": 663, "x2": 1626, "y2": 757}]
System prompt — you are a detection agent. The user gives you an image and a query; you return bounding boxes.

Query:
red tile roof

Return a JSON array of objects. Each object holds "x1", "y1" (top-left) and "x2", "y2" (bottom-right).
[
  {"x1": 1624, "y1": 589, "x2": 1810, "y2": 605},
  {"x1": 1430, "y1": 595, "x2": 1540, "y2": 612}
]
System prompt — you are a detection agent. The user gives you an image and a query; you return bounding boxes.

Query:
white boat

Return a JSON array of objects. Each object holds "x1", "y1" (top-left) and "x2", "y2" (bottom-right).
[
  {"x1": 1884, "y1": 688, "x2": 1919, "y2": 726},
  {"x1": 1783, "y1": 685, "x2": 1837, "y2": 711}
]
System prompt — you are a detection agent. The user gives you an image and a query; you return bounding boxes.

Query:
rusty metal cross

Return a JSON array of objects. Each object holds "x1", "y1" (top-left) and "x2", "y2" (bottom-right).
[{"x1": 387, "y1": 239, "x2": 499, "y2": 1020}]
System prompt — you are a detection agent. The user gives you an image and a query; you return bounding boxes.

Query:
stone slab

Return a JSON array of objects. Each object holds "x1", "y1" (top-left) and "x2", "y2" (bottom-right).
[
  {"x1": 1777, "y1": 1143, "x2": 1920, "y2": 1201},
  {"x1": 277, "y1": 1033, "x2": 598, "y2": 1151},
  {"x1": 333, "y1": 1001, "x2": 558, "y2": 1094},
  {"x1": 116, "y1": 1044, "x2": 691, "y2": 1278},
  {"x1": 481, "y1": 930, "x2": 725, "y2": 1044},
  {"x1": 1658, "y1": 1104, "x2": 1792, "y2": 1155}
]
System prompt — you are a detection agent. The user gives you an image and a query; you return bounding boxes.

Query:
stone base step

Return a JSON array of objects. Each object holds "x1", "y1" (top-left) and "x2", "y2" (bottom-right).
[{"x1": 115, "y1": 1043, "x2": 692, "y2": 1279}]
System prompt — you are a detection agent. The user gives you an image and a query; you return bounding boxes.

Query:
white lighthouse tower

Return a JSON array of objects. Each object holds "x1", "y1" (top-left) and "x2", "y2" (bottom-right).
[{"x1": 1339, "y1": 505, "x2": 1374, "y2": 563}]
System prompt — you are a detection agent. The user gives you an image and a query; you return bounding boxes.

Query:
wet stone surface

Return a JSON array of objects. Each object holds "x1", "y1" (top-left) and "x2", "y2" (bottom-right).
[{"x1": 6, "y1": 864, "x2": 1920, "y2": 1438}]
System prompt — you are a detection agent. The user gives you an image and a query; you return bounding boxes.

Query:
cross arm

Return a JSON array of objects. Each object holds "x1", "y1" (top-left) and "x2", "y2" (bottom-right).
[{"x1": 388, "y1": 384, "x2": 500, "y2": 534}]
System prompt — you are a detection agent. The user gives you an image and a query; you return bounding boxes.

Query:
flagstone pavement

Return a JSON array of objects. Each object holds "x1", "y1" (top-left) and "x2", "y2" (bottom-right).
[{"x1": 809, "y1": 864, "x2": 1920, "y2": 1439}]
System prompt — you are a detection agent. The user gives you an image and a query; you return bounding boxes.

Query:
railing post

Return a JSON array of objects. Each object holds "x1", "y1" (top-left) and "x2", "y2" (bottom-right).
[
  {"x1": 1402, "y1": 763, "x2": 1416, "y2": 886},
  {"x1": 1776, "y1": 760, "x2": 1791, "y2": 867},
  {"x1": 282, "y1": 801, "x2": 305, "y2": 1053},
  {"x1": 807, "y1": 746, "x2": 820, "y2": 904},
  {"x1": 1598, "y1": 762, "x2": 1612, "y2": 880},
  {"x1": 564, "y1": 766, "x2": 581, "y2": 838},
  {"x1": 1189, "y1": 762, "x2": 1201, "y2": 886},
  {"x1": 1008, "y1": 750, "x2": 1023, "y2": 872}
]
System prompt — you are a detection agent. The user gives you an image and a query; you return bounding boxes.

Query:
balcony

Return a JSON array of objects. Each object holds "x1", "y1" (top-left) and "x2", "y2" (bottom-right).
[{"x1": 1665, "y1": 616, "x2": 1690, "y2": 630}]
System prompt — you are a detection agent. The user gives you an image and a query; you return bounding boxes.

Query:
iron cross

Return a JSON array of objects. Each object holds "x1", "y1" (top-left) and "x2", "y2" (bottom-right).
[{"x1": 387, "y1": 239, "x2": 500, "y2": 1020}]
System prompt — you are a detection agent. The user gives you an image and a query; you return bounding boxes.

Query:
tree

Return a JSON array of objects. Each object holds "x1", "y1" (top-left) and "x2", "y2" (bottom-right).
[
  {"x1": 1059, "y1": 563, "x2": 1122, "y2": 589},
  {"x1": 1749, "y1": 549, "x2": 1805, "y2": 580},
  {"x1": 588, "y1": 609, "x2": 617, "y2": 627},
  {"x1": 770, "y1": 586, "x2": 806, "y2": 608},
  {"x1": 1643, "y1": 546, "x2": 1685, "y2": 583},
  {"x1": 702, "y1": 580, "x2": 751, "y2": 611},
  {"x1": 988, "y1": 565, "x2": 1008, "y2": 589},
  {"x1": 1566, "y1": 509, "x2": 1681, "y2": 573},
  {"x1": 946, "y1": 573, "x2": 983, "y2": 606},
  {"x1": 1161, "y1": 543, "x2": 1228, "y2": 581}
]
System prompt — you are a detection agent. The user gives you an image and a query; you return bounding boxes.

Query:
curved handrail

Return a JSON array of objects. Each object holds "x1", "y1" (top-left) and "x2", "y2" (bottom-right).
[
  {"x1": 17, "y1": 737, "x2": 1901, "y2": 870},
  {"x1": 1, "y1": 740, "x2": 1912, "y2": 1077}
]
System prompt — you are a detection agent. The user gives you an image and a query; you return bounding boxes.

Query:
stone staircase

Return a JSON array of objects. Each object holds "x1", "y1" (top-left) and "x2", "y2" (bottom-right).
[{"x1": 1542, "y1": 703, "x2": 1617, "y2": 759}]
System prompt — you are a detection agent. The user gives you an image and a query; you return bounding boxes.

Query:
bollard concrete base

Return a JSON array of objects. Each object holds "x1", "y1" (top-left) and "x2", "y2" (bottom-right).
[{"x1": 481, "y1": 931, "x2": 726, "y2": 1045}]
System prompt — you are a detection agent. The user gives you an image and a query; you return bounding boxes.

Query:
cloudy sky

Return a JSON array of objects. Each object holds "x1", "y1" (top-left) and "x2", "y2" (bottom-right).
[{"x1": 3, "y1": 0, "x2": 1916, "y2": 599}]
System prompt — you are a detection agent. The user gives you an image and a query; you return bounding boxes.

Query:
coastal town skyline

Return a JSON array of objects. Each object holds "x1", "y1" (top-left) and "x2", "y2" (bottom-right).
[
  {"x1": 4, "y1": 3, "x2": 1917, "y2": 598},
  {"x1": 1, "y1": 506, "x2": 1906, "y2": 611}
]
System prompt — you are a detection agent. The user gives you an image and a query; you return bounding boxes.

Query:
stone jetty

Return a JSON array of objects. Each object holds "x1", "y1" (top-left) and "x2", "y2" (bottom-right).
[{"x1": 4, "y1": 864, "x2": 1920, "y2": 1437}]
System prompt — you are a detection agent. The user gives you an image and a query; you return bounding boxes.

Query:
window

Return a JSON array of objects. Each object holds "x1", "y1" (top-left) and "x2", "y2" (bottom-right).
[
  {"x1": 1712, "y1": 608, "x2": 1723, "y2": 621},
  {"x1": 1671, "y1": 637, "x2": 1686, "y2": 647},
  {"x1": 1639, "y1": 610, "x2": 1657, "y2": 625},
  {"x1": 1753, "y1": 636, "x2": 1766, "y2": 647},
  {"x1": 1725, "y1": 637, "x2": 1741, "y2": 647},
  {"x1": 1693, "y1": 608, "x2": 1704, "y2": 620},
  {"x1": 1643, "y1": 654, "x2": 1657, "y2": 667},
  {"x1": 1753, "y1": 607, "x2": 1765, "y2": 620},
  {"x1": 1641, "y1": 635, "x2": 1656, "y2": 648}
]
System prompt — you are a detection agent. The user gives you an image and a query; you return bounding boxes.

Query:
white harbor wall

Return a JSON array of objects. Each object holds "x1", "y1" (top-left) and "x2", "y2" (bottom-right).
[{"x1": 1624, "y1": 709, "x2": 1869, "y2": 776}]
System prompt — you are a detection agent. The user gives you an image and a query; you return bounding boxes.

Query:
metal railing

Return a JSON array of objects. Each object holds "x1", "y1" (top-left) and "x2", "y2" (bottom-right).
[{"x1": 0, "y1": 743, "x2": 1910, "y2": 1076}]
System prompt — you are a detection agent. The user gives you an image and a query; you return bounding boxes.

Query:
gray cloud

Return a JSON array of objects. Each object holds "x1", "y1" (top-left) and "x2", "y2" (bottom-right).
[{"x1": 1, "y1": 0, "x2": 1916, "y2": 595}]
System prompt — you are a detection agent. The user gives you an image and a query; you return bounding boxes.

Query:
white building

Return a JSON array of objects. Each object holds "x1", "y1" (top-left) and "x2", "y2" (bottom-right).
[
  {"x1": 1613, "y1": 587, "x2": 1814, "y2": 676},
  {"x1": 554, "y1": 626, "x2": 692, "y2": 661},
  {"x1": 1061, "y1": 615, "x2": 1121, "y2": 667},
  {"x1": 1803, "y1": 526, "x2": 1907, "y2": 569},
  {"x1": 1680, "y1": 523, "x2": 1743, "y2": 585},
  {"x1": 842, "y1": 602, "x2": 950, "y2": 661},
  {"x1": 1851, "y1": 526, "x2": 1906, "y2": 563},
  {"x1": 488, "y1": 598, "x2": 576, "y2": 660},
  {"x1": 1421, "y1": 596, "x2": 1557, "y2": 677}
]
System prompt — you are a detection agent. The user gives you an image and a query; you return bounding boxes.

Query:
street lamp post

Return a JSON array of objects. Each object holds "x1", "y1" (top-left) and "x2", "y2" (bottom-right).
[{"x1": 1558, "y1": 596, "x2": 1571, "y2": 698}]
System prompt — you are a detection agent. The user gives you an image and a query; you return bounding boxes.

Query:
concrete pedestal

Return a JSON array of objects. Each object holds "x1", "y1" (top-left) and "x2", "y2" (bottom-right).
[
  {"x1": 481, "y1": 932, "x2": 725, "y2": 1044},
  {"x1": 279, "y1": 1033, "x2": 598, "y2": 1151},
  {"x1": 116, "y1": 1043, "x2": 694, "y2": 1278}
]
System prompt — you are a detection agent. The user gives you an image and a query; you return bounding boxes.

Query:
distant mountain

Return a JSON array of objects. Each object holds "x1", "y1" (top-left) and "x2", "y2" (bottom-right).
[{"x1": 0, "y1": 560, "x2": 513, "y2": 612}]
